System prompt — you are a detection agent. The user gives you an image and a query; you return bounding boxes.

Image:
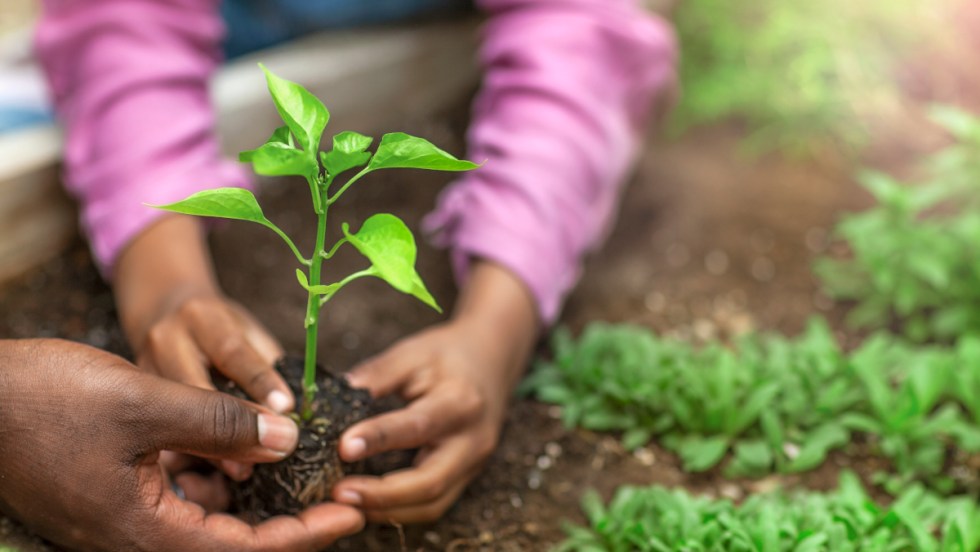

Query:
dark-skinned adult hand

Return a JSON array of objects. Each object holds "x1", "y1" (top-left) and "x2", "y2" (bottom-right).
[
  {"x1": 0, "y1": 339, "x2": 364, "y2": 552},
  {"x1": 115, "y1": 215, "x2": 292, "y2": 480},
  {"x1": 332, "y1": 262, "x2": 540, "y2": 523}
]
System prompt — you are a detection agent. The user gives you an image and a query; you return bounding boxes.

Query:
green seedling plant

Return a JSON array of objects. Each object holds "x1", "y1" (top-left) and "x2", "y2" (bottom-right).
[
  {"x1": 525, "y1": 318, "x2": 980, "y2": 491},
  {"x1": 816, "y1": 106, "x2": 980, "y2": 342},
  {"x1": 558, "y1": 471, "x2": 980, "y2": 552},
  {"x1": 154, "y1": 65, "x2": 478, "y2": 419}
]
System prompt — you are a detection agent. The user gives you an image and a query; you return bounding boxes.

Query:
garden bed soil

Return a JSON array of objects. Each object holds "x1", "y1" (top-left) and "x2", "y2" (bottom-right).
[{"x1": 3, "y1": 17, "x2": 980, "y2": 549}]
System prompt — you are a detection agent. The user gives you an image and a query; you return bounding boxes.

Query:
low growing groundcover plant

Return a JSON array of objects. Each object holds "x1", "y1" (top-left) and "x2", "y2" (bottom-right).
[
  {"x1": 816, "y1": 106, "x2": 980, "y2": 343},
  {"x1": 524, "y1": 319, "x2": 980, "y2": 493},
  {"x1": 557, "y1": 471, "x2": 980, "y2": 552},
  {"x1": 154, "y1": 64, "x2": 478, "y2": 517}
]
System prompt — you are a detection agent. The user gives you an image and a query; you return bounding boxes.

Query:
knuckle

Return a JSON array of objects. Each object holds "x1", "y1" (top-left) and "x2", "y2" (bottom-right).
[
  {"x1": 202, "y1": 395, "x2": 254, "y2": 449},
  {"x1": 179, "y1": 295, "x2": 211, "y2": 321},
  {"x1": 406, "y1": 411, "x2": 432, "y2": 439},
  {"x1": 144, "y1": 324, "x2": 170, "y2": 352},
  {"x1": 454, "y1": 383, "x2": 486, "y2": 418}
]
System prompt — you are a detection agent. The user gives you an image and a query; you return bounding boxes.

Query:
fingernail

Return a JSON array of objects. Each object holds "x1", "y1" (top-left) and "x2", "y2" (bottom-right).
[
  {"x1": 344, "y1": 437, "x2": 367, "y2": 460},
  {"x1": 257, "y1": 414, "x2": 298, "y2": 456},
  {"x1": 343, "y1": 372, "x2": 362, "y2": 387},
  {"x1": 266, "y1": 390, "x2": 293, "y2": 414},
  {"x1": 336, "y1": 489, "x2": 362, "y2": 506}
]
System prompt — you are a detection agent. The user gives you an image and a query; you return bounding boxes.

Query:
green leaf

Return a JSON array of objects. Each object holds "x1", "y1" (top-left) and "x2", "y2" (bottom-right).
[
  {"x1": 785, "y1": 423, "x2": 849, "y2": 473},
  {"x1": 622, "y1": 427, "x2": 652, "y2": 451},
  {"x1": 152, "y1": 188, "x2": 270, "y2": 224},
  {"x1": 671, "y1": 435, "x2": 729, "y2": 472},
  {"x1": 367, "y1": 132, "x2": 480, "y2": 172},
  {"x1": 241, "y1": 142, "x2": 317, "y2": 177},
  {"x1": 295, "y1": 269, "x2": 340, "y2": 296},
  {"x1": 343, "y1": 213, "x2": 442, "y2": 313},
  {"x1": 259, "y1": 63, "x2": 329, "y2": 153},
  {"x1": 321, "y1": 131, "x2": 374, "y2": 177},
  {"x1": 240, "y1": 126, "x2": 294, "y2": 165}
]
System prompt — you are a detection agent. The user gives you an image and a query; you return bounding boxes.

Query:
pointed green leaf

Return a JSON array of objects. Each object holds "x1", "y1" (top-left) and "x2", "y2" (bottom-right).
[
  {"x1": 152, "y1": 188, "x2": 270, "y2": 224},
  {"x1": 259, "y1": 63, "x2": 329, "y2": 153},
  {"x1": 321, "y1": 150, "x2": 371, "y2": 179},
  {"x1": 321, "y1": 130, "x2": 374, "y2": 177},
  {"x1": 241, "y1": 142, "x2": 317, "y2": 177},
  {"x1": 342, "y1": 213, "x2": 441, "y2": 313},
  {"x1": 367, "y1": 132, "x2": 479, "y2": 172},
  {"x1": 240, "y1": 126, "x2": 294, "y2": 164},
  {"x1": 333, "y1": 130, "x2": 373, "y2": 154}
]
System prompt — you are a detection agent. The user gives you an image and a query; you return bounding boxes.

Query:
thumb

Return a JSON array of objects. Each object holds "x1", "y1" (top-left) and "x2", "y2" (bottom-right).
[{"x1": 134, "y1": 376, "x2": 298, "y2": 462}]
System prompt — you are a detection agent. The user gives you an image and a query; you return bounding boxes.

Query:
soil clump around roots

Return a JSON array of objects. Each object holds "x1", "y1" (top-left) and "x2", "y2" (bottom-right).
[{"x1": 222, "y1": 357, "x2": 410, "y2": 522}]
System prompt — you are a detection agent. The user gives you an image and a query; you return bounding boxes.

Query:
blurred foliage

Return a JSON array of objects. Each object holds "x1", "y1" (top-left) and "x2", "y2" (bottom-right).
[
  {"x1": 557, "y1": 472, "x2": 980, "y2": 552},
  {"x1": 671, "y1": 0, "x2": 947, "y2": 154},
  {"x1": 524, "y1": 318, "x2": 980, "y2": 493},
  {"x1": 816, "y1": 106, "x2": 980, "y2": 342}
]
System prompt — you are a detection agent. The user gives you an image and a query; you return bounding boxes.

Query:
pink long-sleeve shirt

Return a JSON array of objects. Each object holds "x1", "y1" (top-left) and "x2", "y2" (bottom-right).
[{"x1": 36, "y1": 0, "x2": 676, "y2": 324}]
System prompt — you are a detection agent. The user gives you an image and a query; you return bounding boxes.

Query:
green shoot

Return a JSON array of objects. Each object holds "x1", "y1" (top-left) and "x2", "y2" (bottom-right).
[{"x1": 153, "y1": 64, "x2": 478, "y2": 419}]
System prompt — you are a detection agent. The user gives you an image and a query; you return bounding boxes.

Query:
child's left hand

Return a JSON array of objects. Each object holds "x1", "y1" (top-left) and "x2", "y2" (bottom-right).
[{"x1": 332, "y1": 262, "x2": 539, "y2": 523}]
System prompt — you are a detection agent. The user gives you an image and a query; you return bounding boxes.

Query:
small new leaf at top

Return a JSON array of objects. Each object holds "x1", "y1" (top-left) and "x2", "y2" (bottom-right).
[
  {"x1": 321, "y1": 131, "x2": 374, "y2": 178},
  {"x1": 259, "y1": 63, "x2": 329, "y2": 155}
]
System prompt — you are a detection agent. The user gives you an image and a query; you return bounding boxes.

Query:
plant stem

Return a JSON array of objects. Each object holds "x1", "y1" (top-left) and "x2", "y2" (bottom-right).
[{"x1": 301, "y1": 176, "x2": 331, "y2": 419}]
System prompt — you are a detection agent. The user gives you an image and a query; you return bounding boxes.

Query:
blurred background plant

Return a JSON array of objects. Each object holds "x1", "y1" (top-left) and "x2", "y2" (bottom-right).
[
  {"x1": 816, "y1": 107, "x2": 980, "y2": 342},
  {"x1": 670, "y1": 0, "x2": 954, "y2": 155}
]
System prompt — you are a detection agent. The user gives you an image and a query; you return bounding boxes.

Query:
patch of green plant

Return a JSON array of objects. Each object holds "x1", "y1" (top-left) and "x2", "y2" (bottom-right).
[
  {"x1": 672, "y1": 0, "x2": 942, "y2": 154},
  {"x1": 816, "y1": 106, "x2": 980, "y2": 343},
  {"x1": 524, "y1": 319, "x2": 980, "y2": 489},
  {"x1": 557, "y1": 471, "x2": 980, "y2": 552},
  {"x1": 153, "y1": 65, "x2": 477, "y2": 418}
]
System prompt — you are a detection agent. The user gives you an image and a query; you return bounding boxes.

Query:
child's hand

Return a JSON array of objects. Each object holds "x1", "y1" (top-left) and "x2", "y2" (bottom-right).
[
  {"x1": 115, "y1": 215, "x2": 293, "y2": 414},
  {"x1": 332, "y1": 262, "x2": 539, "y2": 523}
]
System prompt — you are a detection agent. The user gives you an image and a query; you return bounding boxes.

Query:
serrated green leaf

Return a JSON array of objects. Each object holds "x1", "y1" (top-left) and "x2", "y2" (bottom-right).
[
  {"x1": 343, "y1": 213, "x2": 441, "y2": 313},
  {"x1": 367, "y1": 132, "x2": 480, "y2": 172},
  {"x1": 259, "y1": 63, "x2": 329, "y2": 153}
]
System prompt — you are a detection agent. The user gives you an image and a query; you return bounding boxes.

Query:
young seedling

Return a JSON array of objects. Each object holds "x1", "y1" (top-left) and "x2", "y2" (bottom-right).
[{"x1": 154, "y1": 64, "x2": 478, "y2": 420}]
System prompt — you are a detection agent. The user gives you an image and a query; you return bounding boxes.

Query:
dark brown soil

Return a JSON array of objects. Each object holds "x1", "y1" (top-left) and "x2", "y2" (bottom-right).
[
  {"x1": 226, "y1": 357, "x2": 413, "y2": 521},
  {"x1": 2, "y1": 6, "x2": 980, "y2": 550}
]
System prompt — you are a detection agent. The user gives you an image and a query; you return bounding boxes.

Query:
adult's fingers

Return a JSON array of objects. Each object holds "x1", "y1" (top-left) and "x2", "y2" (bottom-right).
[
  {"x1": 133, "y1": 377, "x2": 298, "y2": 463},
  {"x1": 182, "y1": 298, "x2": 293, "y2": 413},
  {"x1": 148, "y1": 493, "x2": 364, "y2": 552}
]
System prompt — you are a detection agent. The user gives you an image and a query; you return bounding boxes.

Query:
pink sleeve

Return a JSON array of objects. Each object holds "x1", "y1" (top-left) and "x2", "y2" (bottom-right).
[
  {"x1": 424, "y1": 0, "x2": 677, "y2": 325},
  {"x1": 35, "y1": 0, "x2": 252, "y2": 277}
]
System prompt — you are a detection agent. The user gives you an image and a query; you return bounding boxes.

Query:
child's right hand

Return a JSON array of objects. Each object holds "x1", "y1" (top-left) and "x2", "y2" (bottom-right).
[{"x1": 113, "y1": 215, "x2": 294, "y2": 414}]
